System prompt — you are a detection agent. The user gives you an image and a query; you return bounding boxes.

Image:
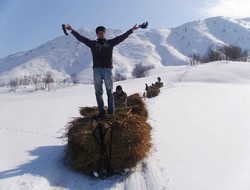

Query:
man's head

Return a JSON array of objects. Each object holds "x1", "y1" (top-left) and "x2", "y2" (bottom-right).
[
  {"x1": 116, "y1": 85, "x2": 122, "y2": 94},
  {"x1": 96, "y1": 26, "x2": 106, "y2": 39}
]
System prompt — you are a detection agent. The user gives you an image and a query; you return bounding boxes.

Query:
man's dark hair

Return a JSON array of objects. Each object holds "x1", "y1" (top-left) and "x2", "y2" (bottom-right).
[
  {"x1": 96, "y1": 26, "x2": 106, "y2": 34},
  {"x1": 116, "y1": 85, "x2": 122, "y2": 91}
]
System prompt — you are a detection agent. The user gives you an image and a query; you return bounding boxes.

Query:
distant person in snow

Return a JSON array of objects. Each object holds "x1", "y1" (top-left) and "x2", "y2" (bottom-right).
[
  {"x1": 65, "y1": 24, "x2": 141, "y2": 117},
  {"x1": 155, "y1": 77, "x2": 163, "y2": 88},
  {"x1": 145, "y1": 83, "x2": 152, "y2": 98},
  {"x1": 113, "y1": 85, "x2": 127, "y2": 109}
]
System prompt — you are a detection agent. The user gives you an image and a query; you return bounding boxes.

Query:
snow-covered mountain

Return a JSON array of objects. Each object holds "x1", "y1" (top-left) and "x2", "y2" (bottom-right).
[{"x1": 0, "y1": 16, "x2": 250, "y2": 83}]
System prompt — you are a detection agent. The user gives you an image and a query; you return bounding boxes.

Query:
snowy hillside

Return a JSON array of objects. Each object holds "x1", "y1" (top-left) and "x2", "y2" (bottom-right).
[
  {"x1": 1, "y1": 61, "x2": 250, "y2": 190},
  {"x1": 0, "y1": 16, "x2": 250, "y2": 83}
]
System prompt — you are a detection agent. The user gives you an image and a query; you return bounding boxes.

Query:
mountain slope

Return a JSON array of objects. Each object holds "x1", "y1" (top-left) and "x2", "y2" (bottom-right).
[{"x1": 0, "y1": 16, "x2": 250, "y2": 83}]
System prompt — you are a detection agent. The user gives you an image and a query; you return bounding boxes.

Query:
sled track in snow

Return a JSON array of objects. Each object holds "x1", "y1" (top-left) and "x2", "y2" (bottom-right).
[
  {"x1": 116, "y1": 149, "x2": 169, "y2": 190},
  {"x1": 163, "y1": 67, "x2": 192, "y2": 90}
]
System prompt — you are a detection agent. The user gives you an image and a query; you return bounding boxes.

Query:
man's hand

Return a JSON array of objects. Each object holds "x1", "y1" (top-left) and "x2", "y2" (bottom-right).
[
  {"x1": 132, "y1": 22, "x2": 149, "y2": 31},
  {"x1": 62, "y1": 24, "x2": 74, "y2": 35},
  {"x1": 65, "y1": 24, "x2": 73, "y2": 31},
  {"x1": 132, "y1": 24, "x2": 140, "y2": 31}
]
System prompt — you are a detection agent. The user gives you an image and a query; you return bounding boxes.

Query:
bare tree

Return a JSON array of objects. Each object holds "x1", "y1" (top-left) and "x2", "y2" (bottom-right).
[
  {"x1": 114, "y1": 71, "x2": 127, "y2": 81},
  {"x1": 71, "y1": 74, "x2": 79, "y2": 84},
  {"x1": 132, "y1": 63, "x2": 155, "y2": 78},
  {"x1": 9, "y1": 78, "x2": 19, "y2": 92},
  {"x1": 0, "y1": 77, "x2": 5, "y2": 87},
  {"x1": 240, "y1": 49, "x2": 248, "y2": 62},
  {"x1": 19, "y1": 75, "x2": 31, "y2": 87},
  {"x1": 202, "y1": 45, "x2": 248, "y2": 63},
  {"x1": 43, "y1": 73, "x2": 54, "y2": 91},
  {"x1": 188, "y1": 53, "x2": 202, "y2": 66},
  {"x1": 202, "y1": 46, "x2": 223, "y2": 63},
  {"x1": 223, "y1": 45, "x2": 248, "y2": 61},
  {"x1": 32, "y1": 75, "x2": 39, "y2": 91}
]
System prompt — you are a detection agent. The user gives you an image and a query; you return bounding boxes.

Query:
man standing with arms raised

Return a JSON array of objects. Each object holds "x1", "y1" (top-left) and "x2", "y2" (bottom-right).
[{"x1": 64, "y1": 22, "x2": 148, "y2": 117}]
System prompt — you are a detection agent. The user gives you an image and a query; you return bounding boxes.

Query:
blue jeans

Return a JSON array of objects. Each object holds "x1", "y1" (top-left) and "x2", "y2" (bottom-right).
[{"x1": 93, "y1": 68, "x2": 114, "y2": 115}]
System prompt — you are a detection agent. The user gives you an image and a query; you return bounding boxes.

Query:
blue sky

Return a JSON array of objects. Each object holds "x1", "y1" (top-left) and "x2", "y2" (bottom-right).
[{"x1": 1, "y1": 0, "x2": 250, "y2": 58}]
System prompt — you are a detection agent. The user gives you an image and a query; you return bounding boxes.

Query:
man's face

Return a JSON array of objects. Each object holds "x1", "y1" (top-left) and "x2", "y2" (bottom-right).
[
  {"x1": 97, "y1": 31, "x2": 105, "y2": 39},
  {"x1": 116, "y1": 89, "x2": 122, "y2": 94}
]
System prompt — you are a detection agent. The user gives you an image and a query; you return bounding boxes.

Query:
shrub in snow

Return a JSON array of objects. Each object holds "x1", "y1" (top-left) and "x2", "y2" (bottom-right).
[
  {"x1": 132, "y1": 63, "x2": 154, "y2": 78},
  {"x1": 9, "y1": 78, "x2": 19, "y2": 92}
]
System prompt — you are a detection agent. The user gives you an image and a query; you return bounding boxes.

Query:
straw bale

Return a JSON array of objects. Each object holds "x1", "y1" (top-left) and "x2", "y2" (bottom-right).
[
  {"x1": 65, "y1": 94, "x2": 151, "y2": 176},
  {"x1": 146, "y1": 87, "x2": 160, "y2": 98}
]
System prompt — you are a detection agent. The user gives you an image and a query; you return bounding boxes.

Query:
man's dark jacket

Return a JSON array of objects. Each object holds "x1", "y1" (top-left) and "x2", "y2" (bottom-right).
[{"x1": 71, "y1": 29, "x2": 133, "y2": 68}]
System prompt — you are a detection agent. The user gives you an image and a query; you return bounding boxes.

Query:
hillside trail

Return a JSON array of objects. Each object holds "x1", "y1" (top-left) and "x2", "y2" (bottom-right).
[
  {"x1": 165, "y1": 66, "x2": 192, "y2": 86},
  {"x1": 120, "y1": 66, "x2": 194, "y2": 190}
]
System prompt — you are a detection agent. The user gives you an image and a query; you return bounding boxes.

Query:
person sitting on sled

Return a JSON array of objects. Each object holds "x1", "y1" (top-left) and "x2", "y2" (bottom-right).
[{"x1": 113, "y1": 85, "x2": 127, "y2": 109}]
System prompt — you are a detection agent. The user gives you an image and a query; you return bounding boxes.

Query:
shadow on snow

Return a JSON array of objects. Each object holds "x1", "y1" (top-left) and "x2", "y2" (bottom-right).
[{"x1": 0, "y1": 145, "x2": 126, "y2": 190}]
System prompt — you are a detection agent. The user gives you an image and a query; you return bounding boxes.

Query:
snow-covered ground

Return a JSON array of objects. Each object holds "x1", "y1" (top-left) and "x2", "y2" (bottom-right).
[{"x1": 1, "y1": 61, "x2": 250, "y2": 190}]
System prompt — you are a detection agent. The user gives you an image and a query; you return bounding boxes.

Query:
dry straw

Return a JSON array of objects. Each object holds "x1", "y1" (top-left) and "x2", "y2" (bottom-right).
[
  {"x1": 65, "y1": 93, "x2": 152, "y2": 176},
  {"x1": 146, "y1": 87, "x2": 160, "y2": 98}
]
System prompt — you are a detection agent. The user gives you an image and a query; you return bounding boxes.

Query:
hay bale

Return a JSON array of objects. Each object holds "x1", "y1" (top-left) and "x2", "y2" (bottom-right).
[
  {"x1": 79, "y1": 93, "x2": 148, "y2": 120},
  {"x1": 126, "y1": 93, "x2": 148, "y2": 120},
  {"x1": 79, "y1": 106, "x2": 99, "y2": 117},
  {"x1": 66, "y1": 94, "x2": 151, "y2": 176},
  {"x1": 146, "y1": 87, "x2": 160, "y2": 98}
]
